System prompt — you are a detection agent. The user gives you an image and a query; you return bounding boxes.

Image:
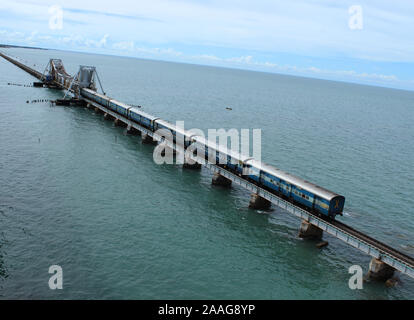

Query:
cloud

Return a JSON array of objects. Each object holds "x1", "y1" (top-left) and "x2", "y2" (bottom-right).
[
  {"x1": 0, "y1": 0, "x2": 413, "y2": 90},
  {"x1": 110, "y1": 43, "x2": 183, "y2": 58},
  {"x1": 63, "y1": 7, "x2": 163, "y2": 23},
  {"x1": 112, "y1": 40, "x2": 135, "y2": 51},
  {"x1": 2, "y1": 0, "x2": 414, "y2": 62}
]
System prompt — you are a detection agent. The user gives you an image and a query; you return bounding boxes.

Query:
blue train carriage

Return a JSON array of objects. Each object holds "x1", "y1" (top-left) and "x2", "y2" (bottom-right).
[
  {"x1": 201, "y1": 139, "x2": 250, "y2": 175},
  {"x1": 192, "y1": 136, "x2": 222, "y2": 164},
  {"x1": 308, "y1": 185, "x2": 345, "y2": 218},
  {"x1": 242, "y1": 160, "x2": 345, "y2": 218},
  {"x1": 274, "y1": 167, "x2": 344, "y2": 218},
  {"x1": 183, "y1": 134, "x2": 204, "y2": 162},
  {"x1": 185, "y1": 133, "x2": 200, "y2": 150},
  {"x1": 226, "y1": 151, "x2": 251, "y2": 175},
  {"x1": 108, "y1": 99, "x2": 131, "y2": 117},
  {"x1": 81, "y1": 88, "x2": 110, "y2": 108},
  {"x1": 196, "y1": 138, "x2": 238, "y2": 171},
  {"x1": 198, "y1": 138, "x2": 229, "y2": 167},
  {"x1": 153, "y1": 119, "x2": 189, "y2": 150},
  {"x1": 128, "y1": 107, "x2": 159, "y2": 131},
  {"x1": 94, "y1": 92, "x2": 110, "y2": 108},
  {"x1": 80, "y1": 88, "x2": 96, "y2": 102}
]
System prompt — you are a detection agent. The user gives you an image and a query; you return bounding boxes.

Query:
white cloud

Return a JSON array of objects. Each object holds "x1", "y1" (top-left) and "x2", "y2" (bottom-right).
[
  {"x1": 112, "y1": 41, "x2": 134, "y2": 51},
  {"x1": 2, "y1": 0, "x2": 414, "y2": 62},
  {"x1": 0, "y1": 0, "x2": 412, "y2": 89}
]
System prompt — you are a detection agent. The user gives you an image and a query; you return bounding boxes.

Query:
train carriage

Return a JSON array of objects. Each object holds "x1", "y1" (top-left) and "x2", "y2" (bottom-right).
[
  {"x1": 242, "y1": 159, "x2": 344, "y2": 218},
  {"x1": 128, "y1": 108, "x2": 159, "y2": 130},
  {"x1": 154, "y1": 119, "x2": 189, "y2": 149},
  {"x1": 109, "y1": 99, "x2": 130, "y2": 117},
  {"x1": 194, "y1": 137, "x2": 247, "y2": 174},
  {"x1": 81, "y1": 88, "x2": 110, "y2": 108}
]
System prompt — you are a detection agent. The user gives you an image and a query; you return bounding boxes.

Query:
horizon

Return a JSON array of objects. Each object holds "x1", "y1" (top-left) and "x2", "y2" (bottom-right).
[
  {"x1": 2, "y1": 42, "x2": 413, "y2": 94},
  {"x1": 0, "y1": 1, "x2": 413, "y2": 91}
]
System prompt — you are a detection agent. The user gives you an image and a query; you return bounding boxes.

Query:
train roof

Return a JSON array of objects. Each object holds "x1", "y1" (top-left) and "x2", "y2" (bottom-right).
[
  {"x1": 155, "y1": 119, "x2": 188, "y2": 136},
  {"x1": 82, "y1": 88, "x2": 106, "y2": 99},
  {"x1": 109, "y1": 99, "x2": 132, "y2": 110},
  {"x1": 246, "y1": 159, "x2": 342, "y2": 201},
  {"x1": 129, "y1": 107, "x2": 159, "y2": 121},
  {"x1": 193, "y1": 136, "x2": 251, "y2": 162}
]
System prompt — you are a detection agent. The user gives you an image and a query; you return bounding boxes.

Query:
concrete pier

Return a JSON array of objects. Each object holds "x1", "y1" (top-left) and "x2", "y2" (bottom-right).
[
  {"x1": 367, "y1": 258, "x2": 395, "y2": 281},
  {"x1": 249, "y1": 193, "x2": 271, "y2": 210},
  {"x1": 126, "y1": 124, "x2": 140, "y2": 135},
  {"x1": 183, "y1": 162, "x2": 201, "y2": 169},
  {"x1": 103, "y1": 112, "x2": 112, "y2": 120},
  {"x1": 212, "y1": 173, "x2": 232, "y2": 187},
  {"x1": 141, "y1": 132, "x2": 156, "y2": 144},
  {"x1": 183, "y1": 156, "x2": 201, "y2": 169},
  {"x1": 114, "y1": 118, "x2": 126, "y2": 127},
  {"x1": 159, "y1": 146, "x2": 176, "y2": 157},
  {"x1": 298, "y1": 220, "x2": 323, "y2": 240}
]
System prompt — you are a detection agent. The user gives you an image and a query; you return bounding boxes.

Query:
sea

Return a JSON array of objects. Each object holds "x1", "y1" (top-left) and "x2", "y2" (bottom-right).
[{"x1": 0, "y1": 47, "x2": 413, "y2": 299}]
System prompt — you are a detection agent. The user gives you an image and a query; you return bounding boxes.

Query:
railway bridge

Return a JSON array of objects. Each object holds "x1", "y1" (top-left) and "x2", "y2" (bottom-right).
[{"x1": 1, "y1": 51, "x2": 413, "y2": 284}]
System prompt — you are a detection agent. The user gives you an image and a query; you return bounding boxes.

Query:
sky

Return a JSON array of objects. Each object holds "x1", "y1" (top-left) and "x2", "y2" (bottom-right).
[{"x1": 0, "y1": 0, "x2": 413, "y2": 90}]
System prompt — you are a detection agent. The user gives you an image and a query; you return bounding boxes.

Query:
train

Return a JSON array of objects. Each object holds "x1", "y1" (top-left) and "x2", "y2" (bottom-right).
[{"x1": 81, "y1": 88, "x2": 345, "y2": 219}]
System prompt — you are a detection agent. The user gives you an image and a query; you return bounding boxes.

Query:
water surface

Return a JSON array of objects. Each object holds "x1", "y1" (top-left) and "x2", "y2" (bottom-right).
[{"x1": 0, "y1": 48, "x2": 413, "y2": 299}]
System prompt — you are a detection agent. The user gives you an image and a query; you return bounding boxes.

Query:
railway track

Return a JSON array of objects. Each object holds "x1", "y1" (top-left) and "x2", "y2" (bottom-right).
[
  {"x1": 0, "y1": 51, "x2": 43, "y2": 79},
  {"x1": 333, "y1": 220, "x2": 414, "y2": 266}
]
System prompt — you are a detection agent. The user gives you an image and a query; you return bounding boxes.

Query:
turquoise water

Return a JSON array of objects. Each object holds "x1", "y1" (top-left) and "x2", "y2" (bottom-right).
[{"x1": 0, "y1": 48, "x2": 413, "y2": 299}]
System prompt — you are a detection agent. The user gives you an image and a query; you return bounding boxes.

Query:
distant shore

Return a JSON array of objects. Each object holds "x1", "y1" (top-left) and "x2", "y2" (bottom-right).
[{"x1": 0, "y1": 44, "x2": 47, "y2": 50}]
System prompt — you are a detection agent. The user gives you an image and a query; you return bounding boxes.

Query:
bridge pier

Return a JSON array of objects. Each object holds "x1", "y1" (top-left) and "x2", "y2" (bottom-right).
[
  {"x1": 126, "y1": 124, "x2": 140, "y2": 135},
  {"x1": 367, "y1": 258, "x2": 395, "y2": 281},
  {"x1": 159, "y1": 145, "x2": 176, "y2": 157},
  {"x1": 212, "y1": 173, "x2": 232, "y2": 188},
  {"x1": 114, "y1": 118, "x2": 126, "y2": 127},
  {"x1": 94, "y1": 107, "x2": 101, "y2": 114},
  {"x1": 249, "y1": 193, "x2": 271, "y2": 210},
  {"x1": 141, "y1": 132, "x2": 157, "y2": 144},
  {"x1": 298, "y1": 220, "x2": 323, "y2": 240},
  {"x1": 103, "y1": 112, "x2": 113, "y2": 120},
  {"x1": 183, "y1": 155, "x2": 201, "y2": 169}
]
